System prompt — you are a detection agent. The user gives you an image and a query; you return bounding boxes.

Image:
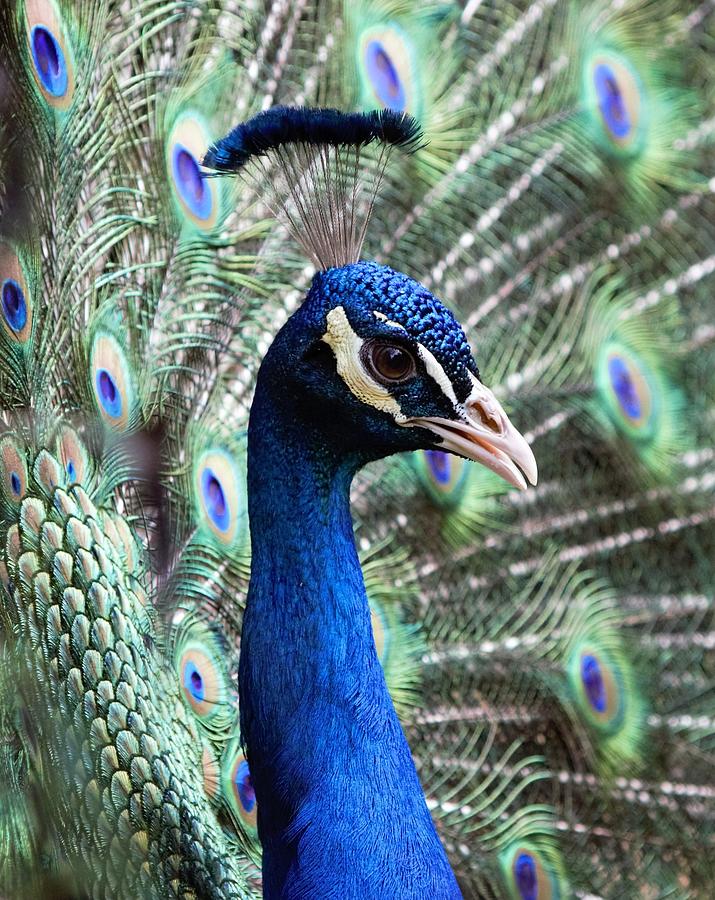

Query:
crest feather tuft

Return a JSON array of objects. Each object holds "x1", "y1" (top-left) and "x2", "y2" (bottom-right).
[
  {"x1": 203, "y1": 106, "x2": 423, "y2": 171},
  {"x1": 203, "y1": 107, "x2": 425, "y2": 270}
]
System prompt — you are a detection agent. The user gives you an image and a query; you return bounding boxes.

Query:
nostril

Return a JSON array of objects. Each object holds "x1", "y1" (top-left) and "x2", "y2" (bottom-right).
[{"x1": 470, "y1": 401, "x2": 501, "y2": 434}]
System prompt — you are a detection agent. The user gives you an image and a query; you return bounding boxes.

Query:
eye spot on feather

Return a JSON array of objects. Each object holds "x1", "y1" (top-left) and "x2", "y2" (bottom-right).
[
  {"x1": 427, "y1": 449, "x2": 452, "y2": 485},
  {"x1": 586, "y1": 53, "x2": 643, "y2": 153},
  {"x1": 597, "y1": 344, "x2": 655, "y2": 440},
  {"x1": 414, "y1": 449, "x2": 469, "y2": 509},
  {"x1": 500, "y1": 844, "x2": 561, "y2": 900},
  {"x1": 581, "y1": 654, "x2": 606, "y2": 713},
  {"x1": 230, "y1": 755, "x2": 257, "y2": 824},
  {"x1": 31, "y1": 26, "x2": 66, "y2": 96},
  {"x1": 0, "y1": 244, "x2": 33, "y2": 344},
  {"x1": 0, "y1": 438, "x2": 28, "y2": 505},
  {"x1": 178, "y1": 646, "x2": 225, "y2": 719},
  {"x1": 96, "y1": 369, "x2": 122, "y2": 418},
  {"x1": 365, "y1": 40, "x2": 405, "y2": 111},
  {"x1": 172, "y1": 145, "x2": 213, "y2": 221},
  {"x1": 570, "y1": 646, "x2": 625, "y2": 735},
  {"x1": 184, "y1": 660, "x2": 205, "y2": 703},
  {"x1": 90, "y1": 334, "x2": 135, "y2": 431},
  {"x1": 234, "y1": 759, "x2": 256, "y2": 814},
  {"x1": 181, "y1": 651, "x2": 217, "y2": 716},
  {"x1": 222, "y1": 738, "x2": 258, "y2": 834},
  {"x1": 2, "y1": 280, "x2": 28, "y2": 333},
  {"x1": 513, "y1": 850, "x2": 556, "y2": 900},
  {"x1": 594, "y1": 64, "x2": 631, "y2": 139},
  {"x1": 358, "y1": 26, "x2": 416, "y2": 115},
  {"x1": 514, "y1": 853, "x2": 538, "y2": 900},
  {"x1": 607, "y1": 352, "x2": 650, "y2": 426},
  {"x1": 57, "y1": 426, "x2": 89, "y2": 487},
  {"x1": 167, "y1": 115, "x2": 219, "y2": 230},
  {"x1": 194, "y1": 449, "x2": 247, "y2": 548},
  {"x1": 200, "y1": 468, "x2": 229, "y2": 532},
  {"x1": 577, "y1": 649, "x2": 621, "y2": 726},
  {"x1": 24, "y1": 0, "x2": 75, "y2": 109}
]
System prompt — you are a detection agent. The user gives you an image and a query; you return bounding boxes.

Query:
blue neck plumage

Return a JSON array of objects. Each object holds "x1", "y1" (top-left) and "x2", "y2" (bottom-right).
[{"x1": 241, "y1": 330, "x2": 460, "y2": 898}]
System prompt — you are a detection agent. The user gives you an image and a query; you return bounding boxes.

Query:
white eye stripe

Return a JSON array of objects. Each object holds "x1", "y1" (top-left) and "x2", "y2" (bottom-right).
[
  {"x1": 372, "y1": 310, "x2": 407, "y2": 331},
  {"x1": 323, "y1": 306, "x2": 406, "y2": 421},
  {"x1": 416, "y1": 343, "x2": 459, "y2": 407}
]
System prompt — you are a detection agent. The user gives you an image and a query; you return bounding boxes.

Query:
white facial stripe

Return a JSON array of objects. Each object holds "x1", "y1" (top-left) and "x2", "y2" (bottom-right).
[
  {"x1": 323, "y1": 306, "x2": 406, "y2": 421},
  {"x1": 373, "y1": 310, "x2": 407, "y2": 331},
  {"x1": 416, "y1": 343, "x2": 459, "y2": 407},
  {"x1": 467, "y1": 371, "x2": 481, "y2": 394}
]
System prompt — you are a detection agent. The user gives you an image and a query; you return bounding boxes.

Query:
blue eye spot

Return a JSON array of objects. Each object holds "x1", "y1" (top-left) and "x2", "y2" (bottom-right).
[
  {"x1": 30, "y1": 26, "x2": 68, "y2": 98},
  {"x1": 594, "y1": 63, "x2": 631, "y2": 139},
  {"x1": 95, "y1": 369, "x2": 123, "y2": 418},
  {"x1": 514, "y1": 853, "x2": 538, "y2": 900},
  {"x1": 235, "y1": 760, "x2": 256, "y2": 813},
  {"x1": 608, "y1": 355, "x2": 641, "y2": 419},
  {"x1": 201, "y1": 467, "x2": 230, "y2": 532},
  {"x1": 581, "y1": 654, "x2": 607, "y2": 713},
  {"x1": 183, "y1": 661, "x2": 205, "y2": 703},
  {"x1": 365, "y1": 40, "x2": 406, "y2": 112},
  {"x1": 426, "y1": 449, "x2": 452, "y2": 485},
  {"x1": 172, "y1": 145, "x2": 213, "y2": 220},
  {"x1": 66, "y1": 459, "x2": 76, "y2": 482},
  {"x1": 10, "y1": 472, "x2": 21, "y2": 497},
  {"x1": 2, "y1": 279, "x2": 28, "y2": 332}
]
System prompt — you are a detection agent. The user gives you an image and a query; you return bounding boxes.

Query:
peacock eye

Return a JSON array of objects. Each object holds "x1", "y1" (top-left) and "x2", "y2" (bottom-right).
[{"x1": 362, "y1": 340, "x2": 416, "y2": 385}]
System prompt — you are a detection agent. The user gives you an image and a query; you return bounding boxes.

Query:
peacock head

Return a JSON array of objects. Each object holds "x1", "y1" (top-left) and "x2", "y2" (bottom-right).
[
  {"x1": 204, "y1": 107, "x2": 536, "y2": 488},
  {"x1": 261, "y1": 260, "x2": 537, "y2": 491}
]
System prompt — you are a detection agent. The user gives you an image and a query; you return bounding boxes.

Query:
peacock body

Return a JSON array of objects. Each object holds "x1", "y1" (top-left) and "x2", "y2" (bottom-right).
[{"x1": 0, "y1": 1, "x2": 714, "y2": 898}]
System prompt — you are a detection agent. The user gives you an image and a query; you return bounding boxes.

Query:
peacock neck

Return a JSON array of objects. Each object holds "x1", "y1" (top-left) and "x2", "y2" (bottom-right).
[
  {"x1": 243, "y1": 386, "x2": 377, "y2": 753},
  {"x1": 241, "y1": 368, "x2": 460, "y2": 899}
]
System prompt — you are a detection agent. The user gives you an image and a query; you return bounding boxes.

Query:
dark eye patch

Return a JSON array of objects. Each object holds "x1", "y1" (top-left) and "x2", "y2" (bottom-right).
[{"x1": 304, "y1": 340, "x2": 337, "y2": 369}]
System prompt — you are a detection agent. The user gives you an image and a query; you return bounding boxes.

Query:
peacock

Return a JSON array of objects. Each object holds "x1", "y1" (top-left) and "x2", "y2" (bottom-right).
[{"x1": 0, "y1": 0, "x2": 714, "y2": 898}]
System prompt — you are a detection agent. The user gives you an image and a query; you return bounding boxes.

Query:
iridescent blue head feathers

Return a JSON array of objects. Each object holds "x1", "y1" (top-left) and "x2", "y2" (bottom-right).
[
  {"x1": 307, "y1": 261, "x2": 479, "y2": 403},
  {"x1": 203, "y1": 106, "x2": 424, "y2": 269}
]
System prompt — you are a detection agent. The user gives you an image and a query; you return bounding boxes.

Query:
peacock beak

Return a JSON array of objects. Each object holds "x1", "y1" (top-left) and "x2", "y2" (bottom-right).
[{"x1": 405, "y1": 379, "x2": 538, "y2": 491}]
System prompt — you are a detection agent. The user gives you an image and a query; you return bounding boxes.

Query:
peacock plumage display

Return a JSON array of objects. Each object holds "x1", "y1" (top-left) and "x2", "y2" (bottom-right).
[{"x1": 0, "y1": 0, "x2": 714, "y2": 898}]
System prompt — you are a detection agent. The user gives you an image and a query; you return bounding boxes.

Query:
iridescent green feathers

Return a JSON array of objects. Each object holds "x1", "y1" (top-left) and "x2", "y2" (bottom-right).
[{"x1": 569, "y1": 0, "x2": 704, "y2": 202}]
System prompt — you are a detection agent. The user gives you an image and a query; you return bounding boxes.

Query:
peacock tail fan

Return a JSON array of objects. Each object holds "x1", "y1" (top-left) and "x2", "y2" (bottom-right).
[{"x1": 0, "y1": 0, "x2": 712, "y2": 896}]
